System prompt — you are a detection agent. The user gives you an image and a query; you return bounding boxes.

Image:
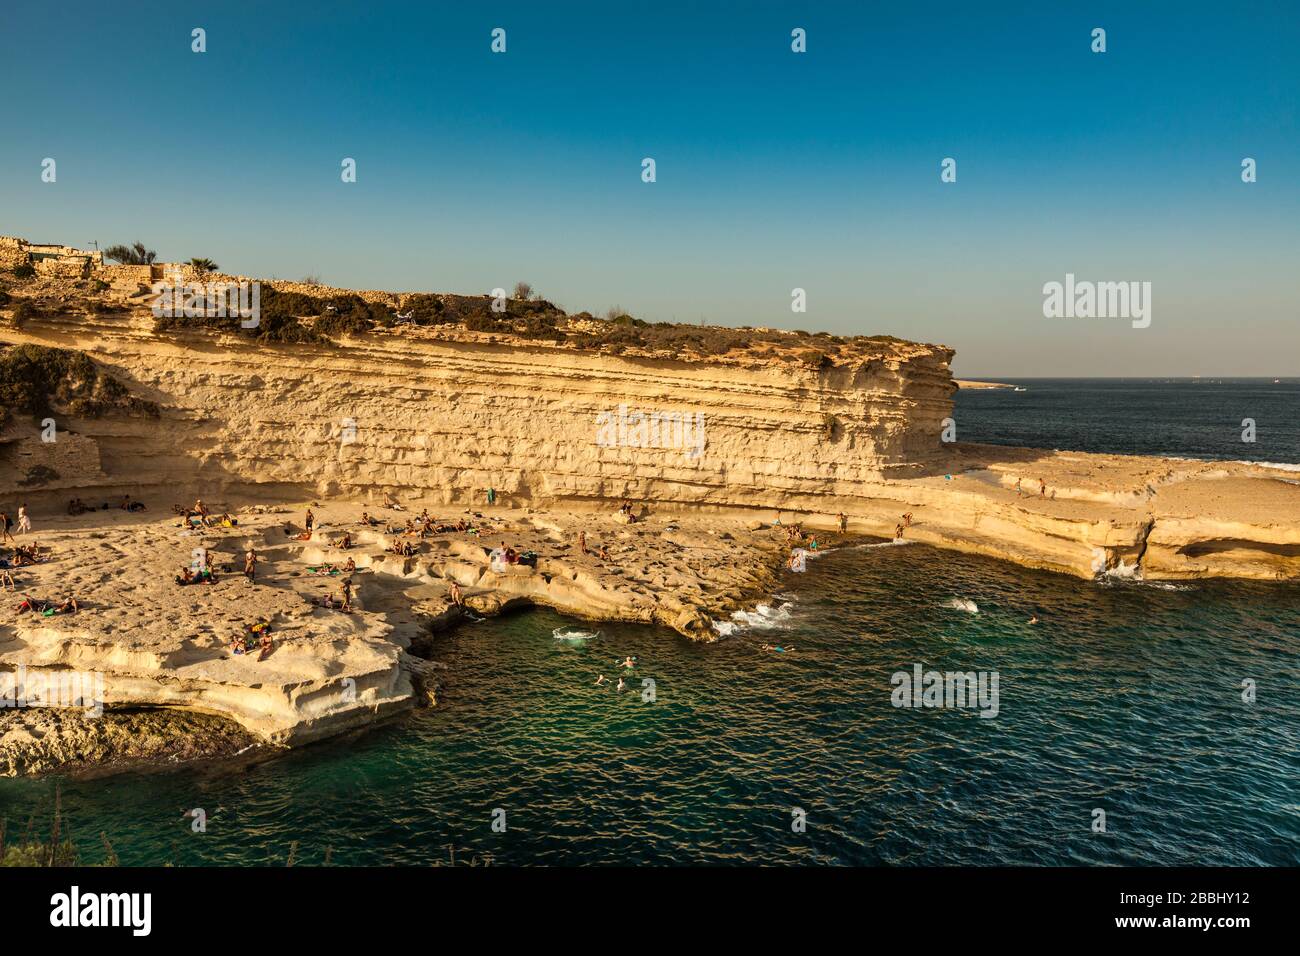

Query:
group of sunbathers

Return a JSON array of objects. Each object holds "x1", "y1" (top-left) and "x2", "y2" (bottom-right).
[
  {"x1": 1, "y1": 543, "x2": 47, "y2": 568},
  {"x1": 65, "y1": 496, "x2": 145, "y2": 516},
  {"x1": 175, "y1": 498, "x2": 238, "y2": 529},
  {"x1": 175, "y1": 564, "x2": 218, "y2": 586},
  {"x1": 576, "y1": 531, "x2": 611, "y2": 561},
  {"x1": 781, "y1": 523, "x2": 817, "y2": 550},
  {"x1": 312, "y1": 578, "x2": 353, "y2": 612},
  {"x1": 230, "y1": 619, "x2": 274, "y2": 659},
  {"x1": 307, "y1": 557, "x2": 356, "y2": 576},
  {"x1": 395, "y1": 511, "x2": 482, "y2": 538},
  {"x1": 15, "y1": 593, "x2": 79, "y2": 615}
]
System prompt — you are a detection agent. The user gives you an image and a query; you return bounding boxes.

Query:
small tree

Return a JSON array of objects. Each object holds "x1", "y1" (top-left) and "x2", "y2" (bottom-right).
[
  {"x1": 104, "y1": 242, "x2": 157, "y2": 266},
  {"x1": 512, "y1": 281, "x2": 534, "y2": 301},
  {"x1": 189, "y1": 257, "x2": 219, "y2": 273}
]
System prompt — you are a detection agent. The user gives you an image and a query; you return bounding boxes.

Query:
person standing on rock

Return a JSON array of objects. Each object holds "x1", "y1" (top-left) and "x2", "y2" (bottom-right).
[
  {"x1": 487, "y1": 487, "x2": 497, "y2": 506},
  {"x1": 0, "y1": 511, "x2": 13, "y2": 544},
  {"x1": 578, "y1": 531, "x2": 587, "y2": 555},
  {"x1": 16, "y1": 504, "x2": 31, "y2": 535},
  {"x1": 305, "y1": 508, "x2": 315, "y2": 533},
  {"x1": 448, "y1": 580, "x2": 463, "y2": 606},
  {"x1": 838, "y1": 512, "x2": 847, "y2": 534},
  {"x1": 244, "y1": 546, "x2": 257, "y2": 583}
]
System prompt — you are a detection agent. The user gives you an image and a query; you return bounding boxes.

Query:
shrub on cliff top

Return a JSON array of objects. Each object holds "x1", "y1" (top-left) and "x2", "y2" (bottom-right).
[
  {"x1": 401, "y1": 293, "x2": 455, "y2": 326},
  {"x1": 9, "y1": 299, "x2": 41, "y2": 328},
  {"x1": 154, "y1": 285, "x2": 333, "y2": 345},
  {"x1": 0, "y1": 343, "x2": 160, "y2": 430}
]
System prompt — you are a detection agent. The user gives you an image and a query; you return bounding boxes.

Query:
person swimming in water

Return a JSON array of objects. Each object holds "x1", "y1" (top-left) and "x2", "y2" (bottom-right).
[
  {"x1": 616, "y1": 676, "x2": 626, "y2": 692},
  {"x1": 595, "y1": 674, "x2": 607, "y2": 686}
]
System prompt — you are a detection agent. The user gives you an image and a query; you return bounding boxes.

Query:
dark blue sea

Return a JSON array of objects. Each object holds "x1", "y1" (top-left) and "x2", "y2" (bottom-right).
[
  {"x1": 954, "y1": 378, "x2": 1300, "y2": 462},
  {"x1": 1, "y1": 380, "x2": 1297, "y2": 866}
]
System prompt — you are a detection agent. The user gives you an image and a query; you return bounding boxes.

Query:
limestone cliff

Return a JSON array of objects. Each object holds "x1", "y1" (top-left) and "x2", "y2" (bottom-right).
[{"x1": 2, "y1": 307, "x2": 957, "y2": 506}]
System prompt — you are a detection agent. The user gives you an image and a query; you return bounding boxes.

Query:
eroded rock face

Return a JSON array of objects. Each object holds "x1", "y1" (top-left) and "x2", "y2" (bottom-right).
[
  {"x1": 1, "y1": 311, "x2": 957, "y2": 507},
  {"x1": 0, "y1": 707, "x2": 260, "y2": 778}
]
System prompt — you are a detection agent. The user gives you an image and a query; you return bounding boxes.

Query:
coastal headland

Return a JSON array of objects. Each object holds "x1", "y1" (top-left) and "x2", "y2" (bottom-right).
[{"x1": 2, "y1": 240, "x2": 1297, "y2": 774}]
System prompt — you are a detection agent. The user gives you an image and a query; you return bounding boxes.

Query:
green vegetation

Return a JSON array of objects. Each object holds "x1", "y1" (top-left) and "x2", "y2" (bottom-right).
[
  {"x1": 0, "y1": 343, "x2": 160, "y2": 430},
  {"x1": 188, "y1": 257, "x2": 219, "y2": 273},
  {"x1": 11, "y1": 263, "x2": 35, "y2": 279},
  {"x1": 19, "y1": 464, "x2": 61, "y2": 486},
  {"x1": 103, "y1": 242, "x2": 156, "y2": 265},
  {"x1": 0, "y1": 786, "x2": 113, "y2": 867},
  {"x1": 133, "y1": 276, "x2": 912, "y2": 363},
  {"x1": 9, "y1": 299, "x2": 41, "y2": 327}
]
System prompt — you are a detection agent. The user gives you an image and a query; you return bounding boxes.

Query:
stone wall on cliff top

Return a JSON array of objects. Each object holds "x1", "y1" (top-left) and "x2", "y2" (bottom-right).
[{"x1": 0, "y1": 310, "x2": 956, "y2": 507}]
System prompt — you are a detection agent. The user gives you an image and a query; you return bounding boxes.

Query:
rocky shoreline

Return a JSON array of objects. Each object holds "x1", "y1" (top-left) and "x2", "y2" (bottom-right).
[
  {"x1": 2, "y1": 450, "x2": 1297, "y2": 778},
  {"x1": 0, "y1": 707, "x2": 264, "y2": 779}
]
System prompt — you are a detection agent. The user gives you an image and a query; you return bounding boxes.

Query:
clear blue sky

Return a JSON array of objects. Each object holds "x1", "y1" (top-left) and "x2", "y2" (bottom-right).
[{"x1": 2, "y1": 1, "x2": 1296, "y2": 375}]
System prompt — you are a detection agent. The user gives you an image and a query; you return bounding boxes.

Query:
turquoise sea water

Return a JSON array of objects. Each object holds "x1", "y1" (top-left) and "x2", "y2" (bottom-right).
[
  {"x1": 2, "y1": 542, "x2": 1297, "y2": 866},
  {"x1": 3, "y1": 380, "x2": 1298, "y2": 866}
]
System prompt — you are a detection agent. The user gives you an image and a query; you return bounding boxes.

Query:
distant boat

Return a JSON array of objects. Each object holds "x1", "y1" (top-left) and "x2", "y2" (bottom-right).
[{"x1": 1014, "y1": 386, "x2": 1027, "y2": 392}]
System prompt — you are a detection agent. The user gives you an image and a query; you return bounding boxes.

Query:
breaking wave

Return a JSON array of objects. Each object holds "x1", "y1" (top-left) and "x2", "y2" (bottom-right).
[{"x1": 712, "y1": 601, "x2": 794, "y2": 637}]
